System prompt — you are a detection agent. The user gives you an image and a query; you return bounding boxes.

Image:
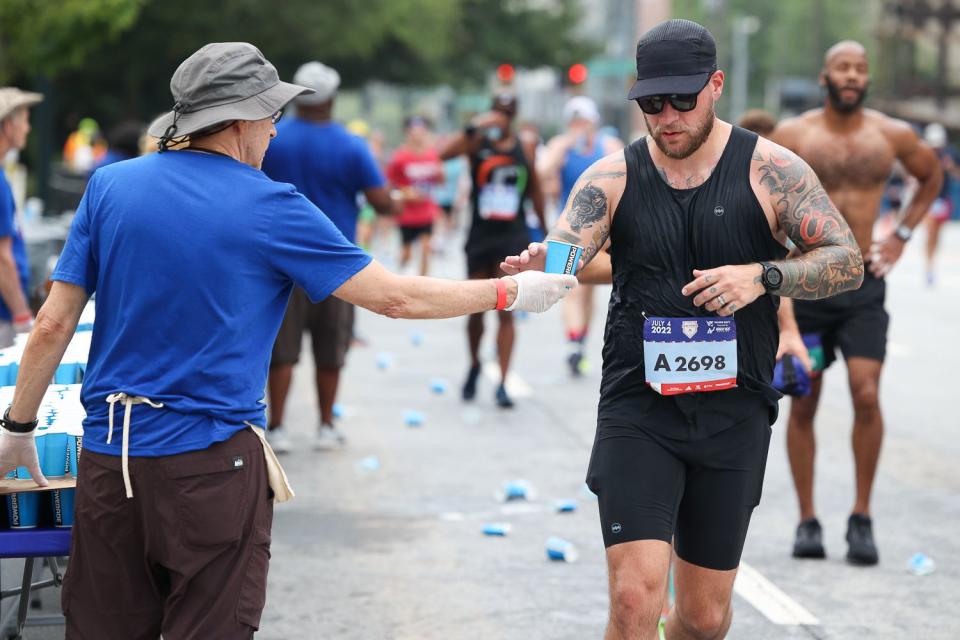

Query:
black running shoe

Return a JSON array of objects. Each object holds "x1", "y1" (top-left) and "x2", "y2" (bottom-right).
[
  {"x1": 846, "y1": 513, "x2": 879, "y2": 565},
  {"x1": 495, "y1": 384, "x2": 514, "y2": 409},
  {"x1": 462, "y1": 364, "x2": 481, "y2": 401},
  {"x1": 567, "y1": 351, "x2": 583, "y2": 377},
  {"x1": 792, "y1": 518, "x2": 826, "y2": 559}
]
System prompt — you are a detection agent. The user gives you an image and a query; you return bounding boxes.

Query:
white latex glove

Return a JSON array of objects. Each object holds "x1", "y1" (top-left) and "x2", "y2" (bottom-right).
[
  {"x1": 0, "y1": 429, "x2": 48, "y2": 487},
  {"x1": 504, "y1": 271, "x2": 578, "y2": 313}
]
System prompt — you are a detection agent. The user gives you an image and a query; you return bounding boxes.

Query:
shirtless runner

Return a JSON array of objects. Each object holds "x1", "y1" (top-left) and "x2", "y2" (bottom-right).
[{"x1": 771, "y1": 40, "x2": 942, "y2": 565}]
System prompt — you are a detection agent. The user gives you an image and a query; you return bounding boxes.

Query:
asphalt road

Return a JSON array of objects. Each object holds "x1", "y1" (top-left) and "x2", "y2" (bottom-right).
[
  {"x1": 259, "y1": 223, "x2": 960, "y2": 639},
  {"x1": 3, "y1": 224, "x2": 957, "y2": 639}
]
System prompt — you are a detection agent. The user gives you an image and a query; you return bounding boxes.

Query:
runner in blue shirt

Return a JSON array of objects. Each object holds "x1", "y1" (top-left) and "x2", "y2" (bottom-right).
[
  {"x1": 0, "y1": 43, "x2": 576, "y2": 639},
  {"x1": 539, "y1": 96, "x2": 623, "y2": 377}
]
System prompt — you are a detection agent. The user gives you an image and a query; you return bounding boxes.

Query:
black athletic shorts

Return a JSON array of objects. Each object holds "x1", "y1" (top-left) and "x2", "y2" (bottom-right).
[
  {"x1": 586, "y1": 408, "x2": 772, "y2": 571},
  {"x1": 400, "y1": 223, "x2": 433, "y2": 245},
  {"x1": 793, "y1": 268, "x2": 888, "y2": 370}
]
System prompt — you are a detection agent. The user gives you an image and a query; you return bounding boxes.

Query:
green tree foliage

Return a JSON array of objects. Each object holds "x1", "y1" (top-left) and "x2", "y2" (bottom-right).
[
  {"x1": 2, "y1": 0, "x2": 591, "y2": 135},
  {"x1": 0, "y1": 0, "x2": 144, "y2": 82}
]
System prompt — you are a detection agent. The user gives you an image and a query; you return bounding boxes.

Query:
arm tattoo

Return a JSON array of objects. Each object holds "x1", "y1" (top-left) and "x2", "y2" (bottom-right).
[
  {"x1": 546, "y1": 180, "x2": 611, "y2": 264},
  {"x1": 567, "y1": 182, "x2": 607, "y2": 232},
  {"x1": 757, "y1": 149, "x2": 864, "y2": 299}
]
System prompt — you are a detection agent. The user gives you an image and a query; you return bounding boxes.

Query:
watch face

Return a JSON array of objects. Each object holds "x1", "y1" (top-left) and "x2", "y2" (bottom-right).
[{"x1": 766, "y1": 266, "x2": 783, "y2": 287}]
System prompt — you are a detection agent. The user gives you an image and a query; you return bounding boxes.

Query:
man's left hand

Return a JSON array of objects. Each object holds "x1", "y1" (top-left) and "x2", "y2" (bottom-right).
[
  {"x1": 869, "y1": 233, "x2": 906, "y2": 277},
  {"x1": 682, "y1": 264, "x2": 765, "y2": 317}
]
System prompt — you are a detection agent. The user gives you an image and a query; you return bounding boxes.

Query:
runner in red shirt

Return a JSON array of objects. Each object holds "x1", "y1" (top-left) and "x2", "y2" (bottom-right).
[{"x1": 387, "y1": 116, "x2": 444, "y2": 275}]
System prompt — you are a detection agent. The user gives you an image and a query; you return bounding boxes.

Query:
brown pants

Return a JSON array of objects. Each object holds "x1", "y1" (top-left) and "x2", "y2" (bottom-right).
[
  {"x1": 271, "y1": 287, "x2": 355, "y2": 368},
  {"x1": 62, "y1": 429, "x2": 273, "y2": 640}
]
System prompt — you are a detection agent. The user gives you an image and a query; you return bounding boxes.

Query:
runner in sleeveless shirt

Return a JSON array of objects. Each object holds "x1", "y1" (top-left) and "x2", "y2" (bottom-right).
[
  {"x1": 440, "y1": 92, "x2": 546, "y2": 408},
  {"x1": 502, "y1": 20, "x2": 862, "y2": 639},
  {"x1": 539, "y1": 96, "x2": 623, "y2": 377},
  {"x1": 771, "y1": 41, "x2": 941, "y2": 565}
]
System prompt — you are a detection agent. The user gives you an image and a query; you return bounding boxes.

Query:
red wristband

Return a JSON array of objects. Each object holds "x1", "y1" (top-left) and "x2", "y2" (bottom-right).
[
  {"x1": 494, "y1": 279, "x2": 507, "y2": 311},
  {"x1": 12, "y1": 312, "x2": 31, "y2": 324}
]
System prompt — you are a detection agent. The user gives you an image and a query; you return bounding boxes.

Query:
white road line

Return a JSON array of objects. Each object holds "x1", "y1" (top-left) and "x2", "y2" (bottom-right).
[
  {"x1": 482, "y1": 362, "x2": 533, "y2": 397},
  {"x1": 734, "y1": 562, "x2": 820, "y2": 626}
]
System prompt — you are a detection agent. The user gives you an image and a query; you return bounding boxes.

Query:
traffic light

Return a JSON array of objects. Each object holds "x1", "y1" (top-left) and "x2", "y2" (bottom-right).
[
  {"x1": 567, "y1": 63, "x2": 588, "y2": 85},
  {"x1": 496, "y1": 63, "x2": 516, "y2": 84}
]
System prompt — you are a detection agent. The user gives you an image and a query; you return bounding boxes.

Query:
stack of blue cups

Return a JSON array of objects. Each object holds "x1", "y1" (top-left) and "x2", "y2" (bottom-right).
[
  {"x1": 4, "y1": 429, "x2": 81, "y2": 528},
  {"x1": 4, "y1": 436, "x2": 46, "y2": 528}
]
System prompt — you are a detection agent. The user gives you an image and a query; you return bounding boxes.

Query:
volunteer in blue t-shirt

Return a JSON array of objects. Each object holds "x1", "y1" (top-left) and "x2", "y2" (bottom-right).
[
  {"x1": 0, "y1": 43, "x2": 576, "y2": 639},
  {"x1": 0, "y1": 88, "x2": 42, "y2": 348}
]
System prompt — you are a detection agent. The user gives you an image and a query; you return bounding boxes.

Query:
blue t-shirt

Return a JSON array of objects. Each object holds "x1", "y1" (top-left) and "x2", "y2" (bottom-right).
[
  {"x1": 0, "y1": 173, "x2": 30, "y2": 321},
  {"x1": 560, "y1": 136, "x2": 609, "y2": 206},
  {"x1": 261, "y1": 119, "x2": 385, "y2": 242},
  {"x1": 52, "y1": 151, "x2": 372, "y2": 457}
]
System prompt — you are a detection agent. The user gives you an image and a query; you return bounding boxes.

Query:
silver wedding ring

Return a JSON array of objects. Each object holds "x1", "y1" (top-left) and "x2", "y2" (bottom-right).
[{"x1": 717, "y1": 294, "x2": 726, "y2": 307}]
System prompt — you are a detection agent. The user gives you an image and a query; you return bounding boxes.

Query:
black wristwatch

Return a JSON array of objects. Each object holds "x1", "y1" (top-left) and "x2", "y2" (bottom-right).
[
  {"x1": 759, "y1": 262, "x2": 783, "y2": 293},
  {"x1": 463, "y1": 123, "x2": 479, "y2": 138},
  {"x1": 1, "y1": 406, "x2": 38, "y2": 434}
]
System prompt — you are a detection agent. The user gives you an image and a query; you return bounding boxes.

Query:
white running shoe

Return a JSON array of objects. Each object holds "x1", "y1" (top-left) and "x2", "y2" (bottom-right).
[
  {"x1": 314, "y1": 424, "x2": 346, "y2": 450},
  {"x1": 265, "y1": 425, "x2": 292, "y2": 455}
]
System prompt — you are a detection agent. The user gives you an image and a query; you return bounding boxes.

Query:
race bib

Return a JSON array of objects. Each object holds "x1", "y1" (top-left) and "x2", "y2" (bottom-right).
[
  {"x1": 643, "y1": 317, "x2": 738, "y2": 395},
  {"x1": 478, "y1": 184, "x2": 520, "y2": 221}
]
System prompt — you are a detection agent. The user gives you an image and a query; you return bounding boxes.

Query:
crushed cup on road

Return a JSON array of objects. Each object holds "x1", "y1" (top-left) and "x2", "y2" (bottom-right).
[
  {"x1": 430, "y1": 378, "x2": 449, "y2": 394},
  {"x1": 410, "y1": 331, "x2": 424, "y2": 346},
  {"x1": 332, "y1": 403, "x2": 345, "y2": 419},
  {"x1": 554, "y1": 499, "x2": 577, "y2": 513},
  {"x1": 355, "y1": 455, "x2": 380, "y2": 472},
  {"x1": 482, "y1": 523, "x2": 512, "y2": 536},
  {"x1": 376, "y1": 352, "x2": 394, "y2": 370},
  {"x1": 497, "y1": 479, "x2": 537, "y2": 502},
  {"x1": 545, "y1": 537, "x2": 578, "y2": 563},
  {"x1": 403, "y1": 410, "x2": 424, "y2": 427},
  {"x1": 908, "y1": 552, "x2": 935, "y2": 576}
]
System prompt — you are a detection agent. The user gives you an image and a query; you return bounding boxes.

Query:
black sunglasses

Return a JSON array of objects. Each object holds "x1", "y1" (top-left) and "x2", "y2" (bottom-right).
[
  {"x1": 271, "y1": 110, "x2": 283, "y2": 124},
  {"x1": 635, "y1": 93, "x2": 699, "y2": 115}
]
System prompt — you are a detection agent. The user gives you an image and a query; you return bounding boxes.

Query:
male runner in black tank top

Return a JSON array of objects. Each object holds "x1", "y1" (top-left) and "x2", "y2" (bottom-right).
[
  {"x1": 502, "y1": 20, "x2": 863, "y2": 640},
  {"x1": 441, "y1": 93, "x2": 546, "y2": 408}
]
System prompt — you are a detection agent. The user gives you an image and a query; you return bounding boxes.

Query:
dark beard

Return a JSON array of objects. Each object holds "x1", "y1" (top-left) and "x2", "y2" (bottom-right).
[
  {"x1": 825, "y1": 77, "x2": 867, "y2": 113},
  {"x1": 647, "y1": 110, "x2": 715, "y2": 160}
]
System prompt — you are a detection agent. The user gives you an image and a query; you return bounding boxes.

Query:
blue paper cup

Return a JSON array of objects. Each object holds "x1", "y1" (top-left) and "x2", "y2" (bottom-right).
[
  {"x1": 68, "y1": 435, "x2": 83, "y2": 477},
  {"x1": 40, "y1": 432, "x2": 70, "y2": 478},
  {"x1": 544, "y1": 240, "x2": 583, "y2": 275},
  {"x1": 6, "y1": 492, "x2": 41, "y2": 528},
  {"x1": 51, "y1": 488, "x2": 75, "y2": 527}
]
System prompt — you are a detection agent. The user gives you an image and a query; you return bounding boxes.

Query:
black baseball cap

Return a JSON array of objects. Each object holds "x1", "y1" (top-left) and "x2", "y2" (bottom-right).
[{"x1": 627, "y1": 19, "x2": 718, "y2": 100}]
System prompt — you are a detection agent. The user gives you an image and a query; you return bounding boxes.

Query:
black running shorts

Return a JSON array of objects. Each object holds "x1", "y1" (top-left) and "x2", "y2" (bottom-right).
[
  {"x1": 400, "y1": 223, "x2": 433, "y2": 245},
  {"x1": 793, "y1": 269, "x2": 888, "y2": 370},
  {"x1": 586, "y1": 408, "x2": 772, "y2": 571}
]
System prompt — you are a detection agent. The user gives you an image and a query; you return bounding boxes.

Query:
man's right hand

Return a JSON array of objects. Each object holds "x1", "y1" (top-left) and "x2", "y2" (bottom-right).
[
  {"x1": 0, "y1": 429, "x2": 48, "y2": 487},
  {"x1": 500, "y1": 242, "x2": 548, "y2": 275}
]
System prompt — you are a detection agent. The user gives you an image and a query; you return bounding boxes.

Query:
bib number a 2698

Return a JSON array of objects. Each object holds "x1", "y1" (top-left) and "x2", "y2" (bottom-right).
[
  {"x1": 643, "y1": 317, "x2": 738, "y2": 396},
  {"x1": 653, "y1": 353, "x2": 728, "y2": 373}
]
